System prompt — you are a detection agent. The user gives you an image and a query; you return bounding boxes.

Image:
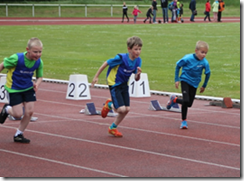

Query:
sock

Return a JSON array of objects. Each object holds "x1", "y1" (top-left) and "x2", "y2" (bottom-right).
[
  {"x1": 110, "y1": 122, "x2": 117, "y2": 129},
  {"x1": 108, "y1": 102, "x2": 112, "y2": 110},
  {"x1": 5, "y1": 105, "x2": 11, "y2": 114},
  {"x1": 15, "y1": 129, "x2": 23, "y2": 136}
]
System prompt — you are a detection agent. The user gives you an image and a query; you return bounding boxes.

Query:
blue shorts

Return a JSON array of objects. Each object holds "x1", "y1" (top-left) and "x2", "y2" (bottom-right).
[
  {"x1": 109, "y1": 83, "x2": 130, "y2": 109},
  {"x1": 9, "y1": 88, "x2": 36, "y2": 106}
]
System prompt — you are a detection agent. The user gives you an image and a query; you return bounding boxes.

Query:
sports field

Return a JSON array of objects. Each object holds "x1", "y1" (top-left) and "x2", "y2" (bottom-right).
[
  {"x1": 0, "y1": 16, "x2": 241, "y2": 179},
  {"x1": 0, "y1": 16, "x2": 240, "y2": 99}
]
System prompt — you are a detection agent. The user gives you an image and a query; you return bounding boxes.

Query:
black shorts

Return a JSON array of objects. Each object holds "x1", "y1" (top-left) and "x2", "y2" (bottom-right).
[
  {"x1": 9, "y1": 88, "x2": 36, "y2": 106},
  {"x1": 109, "y1": 83, "x2": 130, "y2": 109}
]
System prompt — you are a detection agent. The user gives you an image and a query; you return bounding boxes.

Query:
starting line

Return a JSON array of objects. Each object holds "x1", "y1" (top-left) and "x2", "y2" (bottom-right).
[
  {"x1": 80, "y1": 102, "x2": 117, "y2": 117},
  {"x1": 149, "y1": 100, "x2": 181, "y2": 113}
]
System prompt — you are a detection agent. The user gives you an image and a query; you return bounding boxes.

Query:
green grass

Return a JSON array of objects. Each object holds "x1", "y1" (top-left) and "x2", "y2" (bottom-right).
[{"x1": 0, "y1": 23, "x2": 240, "y2": 99}]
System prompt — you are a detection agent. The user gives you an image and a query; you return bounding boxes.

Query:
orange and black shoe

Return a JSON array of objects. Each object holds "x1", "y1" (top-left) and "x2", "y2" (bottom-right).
[
  {"x1": 108, "y1": 127, "x2": 123, "y2": 137},
  {"x1": 101, "y1": 99, "x2": 112, "y2": 118}
]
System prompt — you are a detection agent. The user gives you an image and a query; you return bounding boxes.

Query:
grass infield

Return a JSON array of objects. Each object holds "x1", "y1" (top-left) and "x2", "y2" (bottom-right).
[{"x1": 0, "y1": 22, "x2": 240, "y2": 99}]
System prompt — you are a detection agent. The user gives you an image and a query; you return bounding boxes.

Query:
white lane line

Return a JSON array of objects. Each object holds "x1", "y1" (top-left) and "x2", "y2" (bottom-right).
[{"x1": 0, "y1": 149, "x2": 127, "y2": 177}]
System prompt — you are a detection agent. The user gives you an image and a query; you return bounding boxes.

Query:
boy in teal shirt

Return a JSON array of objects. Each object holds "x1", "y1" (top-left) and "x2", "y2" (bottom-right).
[{"x1": 167, "y1": 41, "x2": 211, "y2": 129}]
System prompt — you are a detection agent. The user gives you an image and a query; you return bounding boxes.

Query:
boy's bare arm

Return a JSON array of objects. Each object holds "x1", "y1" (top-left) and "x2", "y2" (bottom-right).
[
  {"x1": 0, "y1": 63, "x2": 4, "y2": 72},
  {"x1": 91, "y1": 61, "x2": 108, "y2": 87},
  {"x1": 135, "y1": 67, "x2": 141, "y2": 81}
]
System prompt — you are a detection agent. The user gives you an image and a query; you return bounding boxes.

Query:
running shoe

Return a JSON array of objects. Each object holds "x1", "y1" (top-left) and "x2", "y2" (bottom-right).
[
  {"x1": 108, "y1": 127, "x2": 123, "y2": 137},
  {"x1": 14, "y1": 134, "x2": 30, "y2": 143},
  {"x1": 0, "y1": 104, "x2": 9, "y2": 124},
  {"x1": 166, "y1": 94, "x2": 176, "y2": 109},
  {"x1": 101, "y1": 99, "x2": 112, "y2": 118},
  {"x1": 180, "y1": 120, "x2": 188, "y2": 129}
]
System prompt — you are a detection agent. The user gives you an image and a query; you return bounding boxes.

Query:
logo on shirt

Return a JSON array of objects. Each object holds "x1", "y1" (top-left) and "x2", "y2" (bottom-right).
[
  {"x1": 197, "y1": 65, "x2": 203, "y2": 68},
  {"x1": 20, "y1": 70, "x2": 34, "y2": 74},
  {"x1": 123, "y1": 69, "x2": 135, "y2": 73}
]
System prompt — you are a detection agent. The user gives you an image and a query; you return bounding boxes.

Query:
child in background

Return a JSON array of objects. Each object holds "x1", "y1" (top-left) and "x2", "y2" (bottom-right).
[
  {"x1": 143, "y1": 6, "x2": 153, "y2": 23},
  {"x1": 0, "y1": 37, "x2": 43, "y2": 143},
  {"x1": 132, "y1": 5, "x2": 142, "y2": 23},
  {"x1": 92, "y1": 36, "x2": 143, "y2": 137},
  {"x1": 178, "y1": 3, "x2": 184, "y2": 22},
  {"x1": 166, "y1": 41, "x2": 211, "y2": 129},
  {"x1": 122, "y1": 2, "x2": 129, "y2": 23},
  {"x1": 204, "y1": 0, "x2": 211, "y2": 22},
  {"x1": 212, "y1": 0, "x2": 219, "y2": 22}
]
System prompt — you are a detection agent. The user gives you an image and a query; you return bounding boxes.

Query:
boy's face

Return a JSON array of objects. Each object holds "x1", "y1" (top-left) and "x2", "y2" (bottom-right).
[
  {"x1": 128, "y1": 45, "x2": 142, "y2": 60},
  {"x1": 195, "y1": 47, "x2": 208, "y2": 60},
  {"x1": 26, "y1": 46, "x2": 43, "y2": 61}
]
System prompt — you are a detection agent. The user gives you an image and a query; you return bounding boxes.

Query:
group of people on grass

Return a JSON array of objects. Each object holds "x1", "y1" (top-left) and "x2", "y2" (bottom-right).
[
  {"x1": 122, "y1": 0, "x2": 225, "y2": 24},
  {"x1": 0, "y1": 35, "x2": 210, "y2": 143}
]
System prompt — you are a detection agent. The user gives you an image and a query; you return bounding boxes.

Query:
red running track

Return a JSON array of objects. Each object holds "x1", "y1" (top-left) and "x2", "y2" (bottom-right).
[
  {"x1": 0, "y1": 81, "x2": 240, "y2": 177},
  {"x1": 0, "y1": 17, "x2": 240, "y2": 25}
]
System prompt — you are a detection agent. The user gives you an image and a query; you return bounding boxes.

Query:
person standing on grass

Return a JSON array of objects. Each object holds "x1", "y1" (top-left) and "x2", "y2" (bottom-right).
[
  {"x1": 166, "y1": 41, "x2": 211, "y2": 129},
  {"x1": 218, "y1": 0, "x2": 225, "y2": 22},
  {"x1": 0, "y1": 37, "x2": 43, "y2": 143},
  {"x1": 92, "y1": 36, "x2": 142, "y2": 137},
  {"x1": 152, "y1": 0, "x2": 158, "y2": 23},
  {"x1": 122, "y1": 2, "x2": 129, "y2": 23},
  {"x1": 212, "y1": 0, "x2": 219, "y2": 22},
  {"x1": 143, "y1": 6, "x2": 154, "y2": 23},
  {"x1": 161, "y1": 0, "x2": 169, "y2": 23},
  {"x1": 132, "y1": 5, "x2": 142, "y2": 24},
  {"x1": 204, "y1": 0, "x2": 211, "y2": 22},
  {"x1": 189, "y1": 0, "x2": 196, "y2": 22}
]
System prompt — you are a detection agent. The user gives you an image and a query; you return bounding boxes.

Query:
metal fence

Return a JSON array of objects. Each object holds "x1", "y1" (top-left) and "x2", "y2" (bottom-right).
[{"x1": 0, "y1": 3, "x2": 150, "y2": 17}]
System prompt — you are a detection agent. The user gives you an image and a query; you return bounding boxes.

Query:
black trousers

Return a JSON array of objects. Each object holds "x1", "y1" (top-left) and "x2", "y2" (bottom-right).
[
  {"x1": 175, "y1": 81, "x2": 196, "y2": 120},
  {"x1": 122, "y1": 12, "x2": 129, "y2": 22},
  {"x1": 217, "y1": 11, "x2": 222, "y2": 21}
]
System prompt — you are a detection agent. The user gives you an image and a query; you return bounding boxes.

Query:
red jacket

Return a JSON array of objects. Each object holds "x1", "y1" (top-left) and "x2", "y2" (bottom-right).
[
  {"x1": 205, "y1": 2, "x2": 211, "y2": 12},
  {"x1": 132, "y1": 8, "x2": 142, "y2": 16}
]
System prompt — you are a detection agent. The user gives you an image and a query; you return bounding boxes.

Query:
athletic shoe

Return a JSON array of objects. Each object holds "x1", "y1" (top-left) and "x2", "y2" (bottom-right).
[
  {"x1": 101, "y1": 99, "x2": 112, "y2": 118},
  {"x1": 0, "y1": 104, "x2": 9, "y2": 124},
  {"x1": 14, "y1": 134, "x2": 30, "y2": 143},
  {"x1": 180, "y1": 120, "x2": 188, "y2": 129},
  {"x1": 108, "y1": 127, "x2": 123, "y2": 137},
  {"x1": 166, "y1": 94, "x2": 176, "y2": 109}
]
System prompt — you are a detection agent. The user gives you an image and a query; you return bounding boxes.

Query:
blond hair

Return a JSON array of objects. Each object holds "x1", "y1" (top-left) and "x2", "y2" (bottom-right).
[
  {"x1": 196, "y1": 41, "x2": 209, "y2": 50},
  {"x1": 127, "y1": 36, "x2": 143, "y2": 49},
  {"x1": 27, "y1": 37, "x2": 43, "y2": 49}
]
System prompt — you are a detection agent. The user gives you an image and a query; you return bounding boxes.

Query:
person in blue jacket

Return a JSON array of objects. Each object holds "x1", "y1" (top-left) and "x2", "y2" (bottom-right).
[
  {"x1": 92, "y1": 36, "x2": 142, "y2": 137},
  {"x1": 166, "y1": 41, "x2": 211, "y2": 129}
]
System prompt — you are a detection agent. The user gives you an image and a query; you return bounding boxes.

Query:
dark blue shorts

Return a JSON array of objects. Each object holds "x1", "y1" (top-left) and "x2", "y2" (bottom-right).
[
  {"x1": 9, "y1": 88, "x2": 36, "y2": 106},
  {"x1": 109, "y1": 83, "x2": 130, "y2": 109}
]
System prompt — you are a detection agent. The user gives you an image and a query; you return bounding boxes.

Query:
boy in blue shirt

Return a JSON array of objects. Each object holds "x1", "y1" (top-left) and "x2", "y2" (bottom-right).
[
  {"x1": 166, "y1": 41, "x2": 211, "y2": 129},
  {"x1": 92, "y1": 36, "x2": 142, "y2": 137}
]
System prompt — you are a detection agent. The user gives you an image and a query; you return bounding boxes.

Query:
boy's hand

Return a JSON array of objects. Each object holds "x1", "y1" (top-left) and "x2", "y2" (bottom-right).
[
  {"x1": 137, "y1": 67, "x2": 141, "y2": 74},
  {"x1": 200, "y1": 87, "x2": 205, "y2": 93},
  {"x1": 91, "y1": 77, "x2": 98, "y2": 88},
  {"x1": 175, "y1": 81, "x2": 179, "y2": 89}
]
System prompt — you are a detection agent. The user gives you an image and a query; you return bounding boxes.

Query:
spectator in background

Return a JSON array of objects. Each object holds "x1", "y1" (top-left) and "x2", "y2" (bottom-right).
[
  {"x1": 132, "y1": 5, "x2": 142, "y2": 23},
  {"x1": 212, "y1": 0, "x2": 219, "y2": 22},
  {"x1": 152, "y1": 0, "x2": 158, "y2": 23},
  {"x1": 218, "y1": 0, "x2": 225, "y2": 22},
  {"x1": 143, "y1": 6, "x2": 154, "y2": 23},
  {"x1": 161, "y1": 0, "x2": 169, "y2": 23},
  {"x1": 189, "y1": 0, "x2": 196, "y2": 22},
  {"x1": 122, "y1": 2, "x2": 129, "y2": 23},
  {"x1": 204, "y1": 0, "x2": 211, "y2": 21},
  {"x1": 178, "y1": 3, "x2": 184, "y2": 22}
]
